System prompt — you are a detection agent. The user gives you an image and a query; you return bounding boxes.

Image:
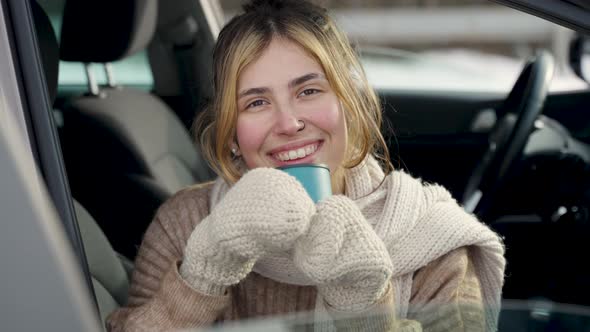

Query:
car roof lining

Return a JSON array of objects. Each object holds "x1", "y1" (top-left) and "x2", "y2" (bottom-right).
[
  {"x1": 565, "y1": 0, "x2": 590, "y2": 11},
  {"x1": 491, "y1": 0, "x2": 590, "y2": 34}
]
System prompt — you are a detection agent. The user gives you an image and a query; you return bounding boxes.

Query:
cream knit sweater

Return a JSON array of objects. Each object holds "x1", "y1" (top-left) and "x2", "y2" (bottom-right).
[{"x1": 107, "y1": 157, "x2": 505, "y2": 332}]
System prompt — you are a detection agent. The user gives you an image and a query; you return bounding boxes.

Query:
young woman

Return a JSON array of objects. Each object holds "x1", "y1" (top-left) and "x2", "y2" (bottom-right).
[{"x1": 107, "y1": 1, "x2": 505, "y2": 331}]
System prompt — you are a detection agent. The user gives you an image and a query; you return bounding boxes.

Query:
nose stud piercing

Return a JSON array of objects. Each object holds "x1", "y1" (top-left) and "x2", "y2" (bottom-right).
[{"x1": 298, "y1": 120, "x2": 305, "y2": 131}]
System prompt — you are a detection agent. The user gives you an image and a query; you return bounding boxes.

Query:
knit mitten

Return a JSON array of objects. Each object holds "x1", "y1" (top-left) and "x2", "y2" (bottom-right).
[
  {"x1": 294, "y1": 195, "x2": 393, "y2": 312},
  {"x1": 180, "y1": 168, "x2": 316, "y2": 295}
]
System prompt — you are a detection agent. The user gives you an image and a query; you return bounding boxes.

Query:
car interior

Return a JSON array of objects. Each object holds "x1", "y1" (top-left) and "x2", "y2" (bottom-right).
[{"x1": 26, "y1": 0, "x2": 590, "y2": 330}]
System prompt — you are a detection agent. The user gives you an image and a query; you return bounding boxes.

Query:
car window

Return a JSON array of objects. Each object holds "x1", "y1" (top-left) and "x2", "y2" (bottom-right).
[
  {"x1": 219, "y1": 0, "x2": 588, "y2": 94},
  {"x1": 37, "y1": 0, "x2": 154, "y2": 91}
]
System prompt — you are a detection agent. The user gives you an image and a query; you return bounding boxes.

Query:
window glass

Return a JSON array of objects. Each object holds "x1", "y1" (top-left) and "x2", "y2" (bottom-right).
[
  {"x1": 37, "y1": 0, "x2": 154, "y2": 90},
  {"x1": 219, "y1": 0, "x2": 587, "y2": 93}
]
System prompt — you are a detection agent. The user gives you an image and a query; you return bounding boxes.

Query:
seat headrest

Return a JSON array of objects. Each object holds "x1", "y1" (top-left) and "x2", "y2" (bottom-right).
[
  {"x1": 32, "y1": 1, "x2": 59, "y2": 103},
  {"x1": 59, "y1": 0, "x2": 157, "y2": 63}
]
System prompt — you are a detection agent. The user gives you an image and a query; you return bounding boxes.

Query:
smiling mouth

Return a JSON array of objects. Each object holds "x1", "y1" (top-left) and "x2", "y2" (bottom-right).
[{"x1": 272, "y1": 142, "x2": 321, "y2": 162}]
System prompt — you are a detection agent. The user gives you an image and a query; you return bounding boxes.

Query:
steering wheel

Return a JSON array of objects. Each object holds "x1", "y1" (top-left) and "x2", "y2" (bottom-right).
[{"x1": 462, "y1": 51, "x2": 555, "y2": 217}]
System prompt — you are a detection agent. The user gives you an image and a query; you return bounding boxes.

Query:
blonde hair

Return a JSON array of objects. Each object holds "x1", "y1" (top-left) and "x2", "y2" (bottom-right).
[{"x1": 194, "y1": 0, "x2": 392, "y2": 183}]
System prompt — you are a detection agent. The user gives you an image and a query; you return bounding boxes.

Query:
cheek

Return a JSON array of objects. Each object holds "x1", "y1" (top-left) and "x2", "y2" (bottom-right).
[
  {"x1": 236, "y1": 118, "x2": 263, "y2": 149},
  {"x1": 307, "y1": 98, "x2": 343, "y2": 133},
  {"x1": 308, "y1": 98, "x2": 347, "y2": 168},
  {"x1": 236, "y1": 116, "x2": 268, "y2": 166}
]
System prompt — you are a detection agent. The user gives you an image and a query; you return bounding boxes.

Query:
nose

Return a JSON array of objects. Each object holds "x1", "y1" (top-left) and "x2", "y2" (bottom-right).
[{"x1": 272, "y1": 104, "x2": 303, "y2": 136}]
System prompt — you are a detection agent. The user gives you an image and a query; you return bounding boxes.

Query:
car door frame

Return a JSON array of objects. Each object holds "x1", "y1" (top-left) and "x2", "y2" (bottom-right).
[{"x1": 3, "y1": 0, "x2": 99, "y2": 317}]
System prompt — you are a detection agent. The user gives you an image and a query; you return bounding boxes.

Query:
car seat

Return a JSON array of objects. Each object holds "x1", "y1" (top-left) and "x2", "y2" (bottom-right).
[
  {"x1": 75, "y1": 200, "x2": 131, "y2": 326},
  {"x1": 57, "y1": 0, "x2": 214, "y2": 258}
]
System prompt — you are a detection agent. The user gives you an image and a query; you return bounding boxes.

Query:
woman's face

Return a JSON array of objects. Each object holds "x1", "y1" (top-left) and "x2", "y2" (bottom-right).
[{"x1": 235, "y1": 38, "x2": 347, "y2": 179}]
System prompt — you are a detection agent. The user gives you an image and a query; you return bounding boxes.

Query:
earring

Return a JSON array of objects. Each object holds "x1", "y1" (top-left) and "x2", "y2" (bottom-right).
[{"x1": 231, "y1": 147, "x2": 241, "y2": 156}]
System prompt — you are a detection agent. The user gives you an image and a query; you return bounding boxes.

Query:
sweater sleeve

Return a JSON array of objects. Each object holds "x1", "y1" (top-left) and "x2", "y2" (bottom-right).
[
  {"x1": 106, "y1": 185, "x2": 231, "y2": 332},
  {"x1": 407, "y1": 246, "x2": 485, "y2": 332},
  {"x1": 325, "y1": 247, "x2": 484, "y2": 332},
  {"x1": 325, "y1": 282, "x2": 417, "y2": 331}
]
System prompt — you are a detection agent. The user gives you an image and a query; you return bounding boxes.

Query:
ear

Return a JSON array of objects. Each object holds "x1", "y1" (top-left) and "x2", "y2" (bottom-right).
[{"x1": 230, "y1": 142, "x2": 241, "y2": 157}]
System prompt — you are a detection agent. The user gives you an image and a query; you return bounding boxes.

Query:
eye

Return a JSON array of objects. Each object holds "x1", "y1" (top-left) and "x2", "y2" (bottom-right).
[
  {"x1": 246, "y1": 99, "x2": 268, "y2": 109},
  {"x1": 299, "y1": 88, "x2": 320, "y2": 97}
]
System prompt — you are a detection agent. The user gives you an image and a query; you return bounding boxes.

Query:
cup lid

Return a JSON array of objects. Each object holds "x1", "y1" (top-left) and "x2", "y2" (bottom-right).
[{"x1": 276, "y1": 163, "x2": 330, "y2": 171}]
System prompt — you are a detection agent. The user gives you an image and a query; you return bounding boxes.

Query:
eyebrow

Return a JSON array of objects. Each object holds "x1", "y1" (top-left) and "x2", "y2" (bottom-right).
[
  {"x1": 288, "y1": 72, "x2": 325, "y2": 89},
  {"x1": 238, "y1": 87, "x2": 270, "y2": 99},
  {"x1": 238, "y1": 72, "x2": 325, "y2": 99}
]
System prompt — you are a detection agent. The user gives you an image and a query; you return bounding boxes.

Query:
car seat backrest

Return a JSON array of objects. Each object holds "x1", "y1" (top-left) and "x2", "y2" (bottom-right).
[
  {"x1": 65, "y1": 88, "x2": 208, "y2": 194},
  {"x1": 76, "y1": 199, "x2": 134, "y2": 328},
  {"x1": 74, "y1": 201, "x2": 130, "y2": 307}
]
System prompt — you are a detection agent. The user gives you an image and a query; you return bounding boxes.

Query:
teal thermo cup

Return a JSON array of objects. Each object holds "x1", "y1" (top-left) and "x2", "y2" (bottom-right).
[{"x1": 277, "y1": 164, "x2": 332, "y2": 203}]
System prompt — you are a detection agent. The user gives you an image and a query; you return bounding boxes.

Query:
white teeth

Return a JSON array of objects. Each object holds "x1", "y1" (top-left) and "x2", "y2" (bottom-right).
[
  {"x1": 274, "y1": 143, "x2": 318, "y2": 161},
  {"x1": 296, "y1": 148, "x2": 306, "y2": 158}
]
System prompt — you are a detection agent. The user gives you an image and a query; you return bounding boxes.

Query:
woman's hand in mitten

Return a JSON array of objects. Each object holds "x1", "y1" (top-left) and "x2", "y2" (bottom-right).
[
  {"x1": 180, "y1": 168, "x2": 316, "y2": 295},
  {"x1": 294, "y1": 195, "x2": 393, "y2": 312}
]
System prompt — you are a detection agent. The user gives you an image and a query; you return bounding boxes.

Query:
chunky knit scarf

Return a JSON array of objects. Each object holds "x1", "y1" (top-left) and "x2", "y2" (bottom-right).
[{"x1": 209, "y1": 157, "x2": 505, "y2": 331}]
